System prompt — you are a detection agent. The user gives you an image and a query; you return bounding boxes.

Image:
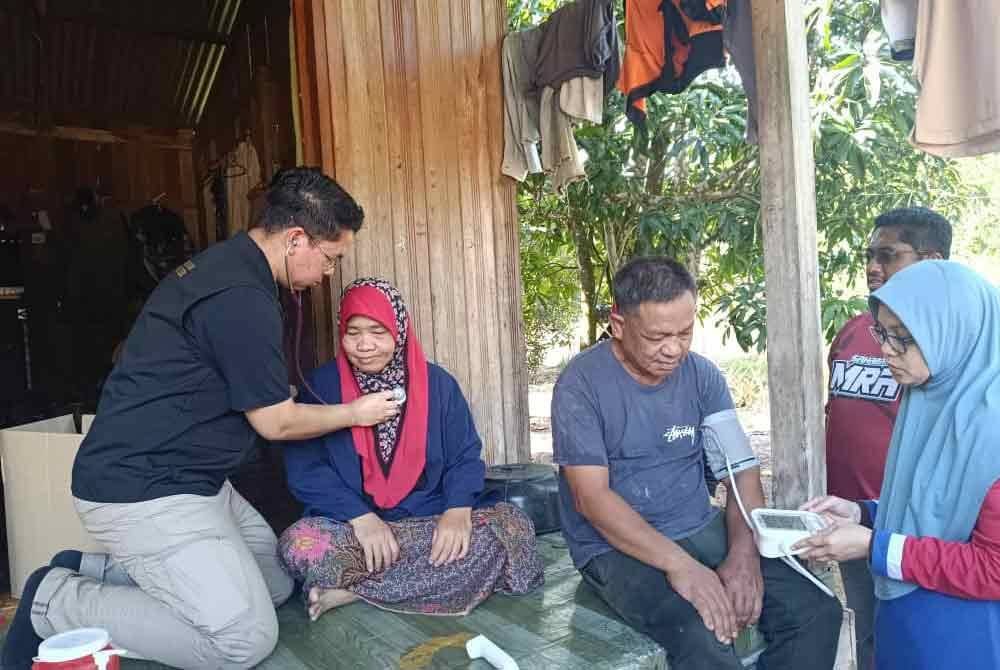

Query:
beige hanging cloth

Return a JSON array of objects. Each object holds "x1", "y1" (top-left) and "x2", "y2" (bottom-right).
[
  {"x1": 560, "y1": 75, "x2": 604, "y2": 125},
  {"x1": 539, "y1": 86, "x2": 587, "y2": 193},
  {"x1": 502, "y1": 28, "x2": 544, "y2": 181},
  {"x1": 910, "y1": 0, "x2": 1000, "y2": 158}
]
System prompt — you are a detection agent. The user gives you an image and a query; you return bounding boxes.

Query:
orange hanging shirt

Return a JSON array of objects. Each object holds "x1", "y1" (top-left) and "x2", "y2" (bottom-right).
[{"x1": 617, "y1": 0, "x2": 727, "y2": 123}]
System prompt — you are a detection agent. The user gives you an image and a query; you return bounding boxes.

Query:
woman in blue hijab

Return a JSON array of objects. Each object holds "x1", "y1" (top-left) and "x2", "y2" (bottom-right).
[{"x1": 793, "y1": 260, "x2": 1000, "y2": 670}]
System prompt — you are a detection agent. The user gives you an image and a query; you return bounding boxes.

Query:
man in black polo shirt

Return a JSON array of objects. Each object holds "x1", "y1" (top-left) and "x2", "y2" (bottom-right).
[{"x1": 3, "y1": 168, "x2": 402, "y2": 669}]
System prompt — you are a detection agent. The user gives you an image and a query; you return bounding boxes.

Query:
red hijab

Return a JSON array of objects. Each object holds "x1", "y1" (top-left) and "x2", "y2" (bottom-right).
[{"x1": 337, "y1": 278, "x2": 429, "y2": 509}]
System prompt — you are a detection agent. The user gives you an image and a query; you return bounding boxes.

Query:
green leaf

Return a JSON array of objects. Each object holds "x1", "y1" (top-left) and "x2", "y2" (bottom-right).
[
  {"x1": 831, "y1": 53, "x2": 861, "y2": 70},
  {"x1": 510, "y1": 0, "x2": 984, "y2": 356}
]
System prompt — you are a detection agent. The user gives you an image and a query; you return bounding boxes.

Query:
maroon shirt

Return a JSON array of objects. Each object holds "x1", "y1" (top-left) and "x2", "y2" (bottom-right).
[{"x1": 825, "y1": 312, "x2": 902, "y2": 500}]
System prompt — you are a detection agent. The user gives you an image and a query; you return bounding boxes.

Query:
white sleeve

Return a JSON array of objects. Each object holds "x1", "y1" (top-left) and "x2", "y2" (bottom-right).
[{"x1": 701, "y1": 409, "x2": 759, "y2": 481}]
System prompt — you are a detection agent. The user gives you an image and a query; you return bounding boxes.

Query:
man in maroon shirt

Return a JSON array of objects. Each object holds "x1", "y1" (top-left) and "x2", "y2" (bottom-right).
[{"x1": 825, "y1": 206, "x2": 952, "y2": 670}]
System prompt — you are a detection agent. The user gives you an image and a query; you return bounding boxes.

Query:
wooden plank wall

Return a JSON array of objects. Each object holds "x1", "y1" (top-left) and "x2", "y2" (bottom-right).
[
  {"x1": 293, "y1": 0, "x2": 529, "y2": 464},
  {"x1": 0, "y1": 129, "x2": 201, "y2": 249}
]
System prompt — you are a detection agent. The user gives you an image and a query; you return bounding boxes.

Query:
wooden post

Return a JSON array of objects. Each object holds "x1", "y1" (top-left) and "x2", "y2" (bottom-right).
[{"x1": 750, "y1": 0, "x2": 826, "y2": 507}]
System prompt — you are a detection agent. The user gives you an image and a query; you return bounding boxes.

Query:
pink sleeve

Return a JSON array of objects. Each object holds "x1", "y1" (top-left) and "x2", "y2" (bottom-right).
[{"x1": 901, "y1": 480, "x2": 1000, "y2": 599}]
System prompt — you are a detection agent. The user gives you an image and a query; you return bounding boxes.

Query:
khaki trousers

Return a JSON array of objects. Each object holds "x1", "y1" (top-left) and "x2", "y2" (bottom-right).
[{"x1": 31, "y1": 481, "x2": 294, "y2": 669}]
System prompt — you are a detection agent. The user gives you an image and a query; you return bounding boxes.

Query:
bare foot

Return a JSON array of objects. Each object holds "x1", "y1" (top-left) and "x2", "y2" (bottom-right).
[{"x1": 307, "y1": 586, "x2": 359, "y2": 621}]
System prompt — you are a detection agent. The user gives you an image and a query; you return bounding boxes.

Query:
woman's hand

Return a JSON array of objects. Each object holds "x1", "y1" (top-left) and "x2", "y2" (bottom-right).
[
  {"x1": 430, "y1": 507, "x2": 472, "y2": 567},
  {"x1": 349, "y1": 391, "x2": 400, "y2": 426},
  {"x1": 799, "y1": 495, "x2": 862, "y2": 527},
  {"x1": 791, "y1": 523, "x2": 872, "y2": 562},
  {"x1": 349, "y1": 512, "x2": 400, "y2": 573}
]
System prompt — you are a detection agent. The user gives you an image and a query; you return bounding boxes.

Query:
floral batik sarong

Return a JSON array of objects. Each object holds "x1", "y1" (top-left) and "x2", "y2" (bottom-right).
[{"x1": 278, "y1": 502, "x2": 544, "y2": 615}]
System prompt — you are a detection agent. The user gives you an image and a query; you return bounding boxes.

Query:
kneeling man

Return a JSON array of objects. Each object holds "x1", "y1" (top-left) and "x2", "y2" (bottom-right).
[{"x1": 552, "y1": 256, "x2": 842, "y2": 670}]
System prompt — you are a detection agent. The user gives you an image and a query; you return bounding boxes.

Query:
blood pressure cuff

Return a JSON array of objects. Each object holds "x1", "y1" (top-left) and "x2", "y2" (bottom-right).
[{"x1": 701, "y1": 409, "x2": 759, "y2": 481}]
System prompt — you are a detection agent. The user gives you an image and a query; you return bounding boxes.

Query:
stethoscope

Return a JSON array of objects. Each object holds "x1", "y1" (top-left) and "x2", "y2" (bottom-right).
[{"x1": 283, "y1": 234, "x2": 406, "y2": 408}]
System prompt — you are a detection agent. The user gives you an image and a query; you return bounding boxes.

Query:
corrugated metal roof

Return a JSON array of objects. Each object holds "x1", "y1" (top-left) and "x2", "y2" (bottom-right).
[{"x1": 0, "y1": 0, "x2": 242, "y2": 130}]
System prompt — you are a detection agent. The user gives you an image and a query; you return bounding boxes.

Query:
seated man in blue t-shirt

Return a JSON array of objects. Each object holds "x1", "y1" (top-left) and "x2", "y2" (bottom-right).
[{"x1": 551, "y1": 256, "x2": 842, "y2": 670}]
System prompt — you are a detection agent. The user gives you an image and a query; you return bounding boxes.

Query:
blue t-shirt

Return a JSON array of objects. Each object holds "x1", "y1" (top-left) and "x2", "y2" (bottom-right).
[{"x1": 551, "y1": 340, "x2": 735, "y2": 568}]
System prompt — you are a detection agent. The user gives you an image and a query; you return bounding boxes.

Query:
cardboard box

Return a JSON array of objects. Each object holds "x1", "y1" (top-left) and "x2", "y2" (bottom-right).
[{"x1": 1, "y1": 414, "x2": 104, "y2": 597}]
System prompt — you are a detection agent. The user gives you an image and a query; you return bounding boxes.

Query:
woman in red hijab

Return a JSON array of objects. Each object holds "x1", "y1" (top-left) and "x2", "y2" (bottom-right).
[{"x1": 279, "y1": 278, "x2": 543, "y2": 619}]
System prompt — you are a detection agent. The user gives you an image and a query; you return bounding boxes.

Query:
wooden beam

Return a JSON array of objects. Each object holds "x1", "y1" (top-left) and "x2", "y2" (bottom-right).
[
  {"x1": 0, "y1": 121, "x2": 194, "y2": 150},
  {"x1": 750, "y1": 0, "x2": 826, "y2": 507},
  {"x1": 0, "y1": 8, "x2": 234, "y2": 46}
]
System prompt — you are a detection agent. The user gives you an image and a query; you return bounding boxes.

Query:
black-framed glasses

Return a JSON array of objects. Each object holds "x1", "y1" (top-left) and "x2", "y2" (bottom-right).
[
  {"x1": 869, "y1": 322, "x2": 915, "y2": 355},
  {"x1": 864, "y1": 246, "x2": 925, "y2": 266}
]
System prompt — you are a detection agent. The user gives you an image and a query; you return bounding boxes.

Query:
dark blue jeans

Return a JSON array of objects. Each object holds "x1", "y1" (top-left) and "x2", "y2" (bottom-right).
[{"x1": 580, "y1": 513, "x2": 843, "y2": 670}]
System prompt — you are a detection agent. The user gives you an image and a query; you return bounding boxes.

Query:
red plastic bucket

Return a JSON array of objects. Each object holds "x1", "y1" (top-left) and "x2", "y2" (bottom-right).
[{"x1": 32, "y1": 628, "x2": 123, "y2": 670}]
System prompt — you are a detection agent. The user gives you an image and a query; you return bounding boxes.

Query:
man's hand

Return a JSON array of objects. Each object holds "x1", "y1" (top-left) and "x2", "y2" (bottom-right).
[
  {"x1": 716, "y1": 549, "x2": 763, "y2": 629},
  {"x1": 349, "y1": 391, "x2": 400, "y2": 427},
  {"x1": 349, "y1": 512, "x2": 400, "y2": 573},
  {"x1": 665, "y1": 555, "x2": 739, "y2": 644},
  {"x1": 430, "y1": 507, "x2": 472, "y2": 567}
]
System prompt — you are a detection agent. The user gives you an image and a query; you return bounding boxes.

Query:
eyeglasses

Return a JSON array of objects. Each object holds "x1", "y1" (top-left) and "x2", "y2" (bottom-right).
[
  {"x1": 308, "y1": 236, "x2": 338, "y2": 272},
  {"x1": 864, "y1": 247, "x2": 925, "y2": 266},
  {"x1": 869, "y1": 322, "x2": 915, "y2": 355}
]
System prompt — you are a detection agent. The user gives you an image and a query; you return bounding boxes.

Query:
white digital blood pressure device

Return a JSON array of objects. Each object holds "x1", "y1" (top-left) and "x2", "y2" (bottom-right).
[
  {"x1": 750, "y1": 508, "x2": 830, "y2": 558},
  {"x1": 702, "y1": 410, "x2": 834, "y2": 597}
]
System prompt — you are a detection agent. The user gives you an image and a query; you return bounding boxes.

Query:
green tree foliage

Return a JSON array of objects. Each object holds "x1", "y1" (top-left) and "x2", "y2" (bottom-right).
[
  {"x1": 511, "y1": 0, "x2": 982, "y2": 363},
  {"x1": 518, "y1": 176, "x2": 582, "y2": 372}
]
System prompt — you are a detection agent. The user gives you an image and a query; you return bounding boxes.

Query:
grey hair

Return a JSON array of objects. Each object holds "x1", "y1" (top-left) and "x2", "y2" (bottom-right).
[{"x1": 613, "y1": 256, "x2": 697, "y2": 314}]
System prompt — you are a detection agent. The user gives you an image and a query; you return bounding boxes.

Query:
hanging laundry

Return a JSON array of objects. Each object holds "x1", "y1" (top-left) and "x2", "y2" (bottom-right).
[
  {"x1": 503, "y1": 2, "x2": 610, "y2": 189},
  {"x1": 539, "y1": 86, "x2": 587, "y2": 193},
  {"x1": 224, "y1": 138, "x2": 262, "y2": 237},
  {"x1": 880, "y1": 0, "x2": 917, "y2": 61},
  {"x1": 560, "y1": 75, "x2": 604, "y2": 125},
  {"x1": 533, "y1": 0, "x2": 620, "y2": 96},
  {"x1": 909, "y1": 0, "x2": 1000, "y2": 158},
  {"x1": 677, "y1": 0, "x2": 726, "y2": 23},
  {"x1": 502, "y1": 0, "x2": 619, "y2": 189},
  {"x1": 616, "y1": 0, "x2": 667, "y2": 123},
  {"x1": 502, "y1": 37, "x2": 593, "y2": 190},
  {"x1": 502, "y1": 28, "x2": 544, "y2": 182},
  {"x1": 722, "y1": 0, "x2": 759, "y2": 144},
  {"x1": 617, "y1": 0, "x2": 727, "y2": 125}
]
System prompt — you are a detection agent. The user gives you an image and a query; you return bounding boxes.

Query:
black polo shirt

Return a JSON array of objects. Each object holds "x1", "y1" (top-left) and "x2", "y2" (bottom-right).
[{"x1": 72, "y1": 232, "x2": 291, "y2": 503}]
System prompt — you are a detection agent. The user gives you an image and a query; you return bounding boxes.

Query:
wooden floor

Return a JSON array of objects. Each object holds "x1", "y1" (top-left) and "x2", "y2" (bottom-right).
[
  {"x1": 3, "y1": 534, "x2": 759, "y2": 669},
  {"x1": 108, "y1": 533, "x2": 694, "y2": 669},
  {"x1": 0, "y1": 533, "x2": 861, "y2": 669}
]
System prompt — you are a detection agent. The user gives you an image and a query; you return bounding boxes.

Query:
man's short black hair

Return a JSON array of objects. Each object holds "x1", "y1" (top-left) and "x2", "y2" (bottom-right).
[
  {"x1": 613, "y1": 256, "x2": 697, "y2": 314},
  {"x1": 873, "y1": 207, "x2": 952, "y2": 259},
  {"x1": 256, "y1": 167, "x2": 364, "y2": 240}
]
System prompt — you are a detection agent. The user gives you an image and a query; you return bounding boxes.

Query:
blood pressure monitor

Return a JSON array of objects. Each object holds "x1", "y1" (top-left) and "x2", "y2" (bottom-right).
[
  {"x1": 750, "y1": 508, "x2": 829, "y2": 558},
  {"x1": 703, "y1": 410, "x2": 836, "y2": 597}
]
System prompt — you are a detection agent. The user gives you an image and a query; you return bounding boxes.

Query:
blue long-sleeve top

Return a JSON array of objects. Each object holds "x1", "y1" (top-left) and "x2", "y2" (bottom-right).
[
  {"x1": 284, "y1": 361, "x2": 490, "y2": 522},
  {"x1": 859, "y1": 499, "x2": 1000, "y2": 669}
]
